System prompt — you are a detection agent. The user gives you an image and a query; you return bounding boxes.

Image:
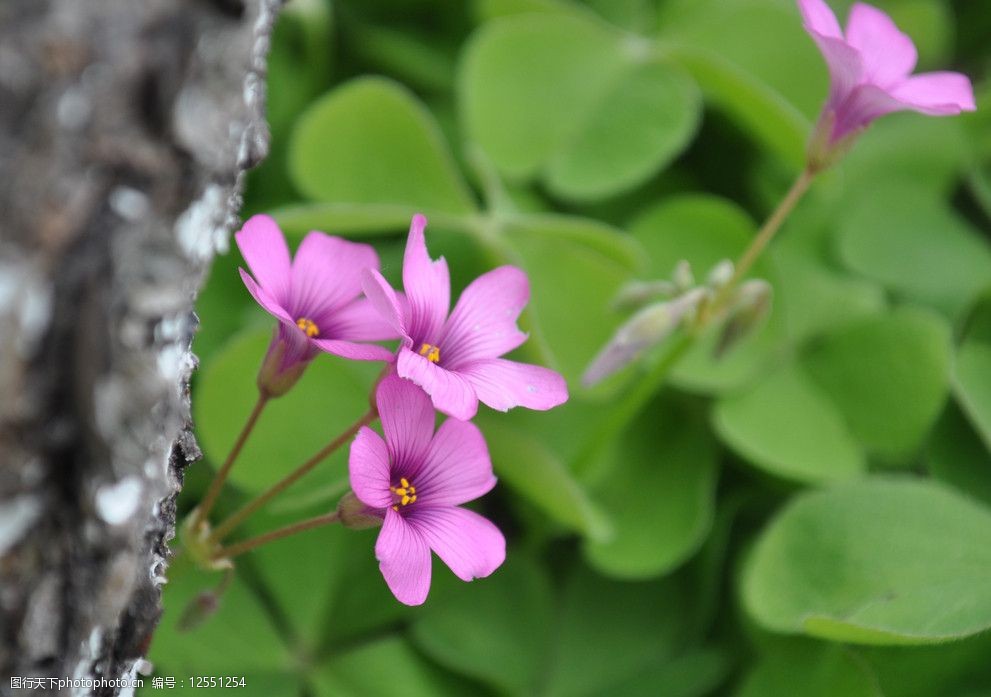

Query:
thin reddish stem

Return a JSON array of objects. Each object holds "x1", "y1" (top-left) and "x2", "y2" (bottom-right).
[
  {"x1": 207, "y1": 407, "x2": 377, "y2": 544},
  {"x1": 191, "y1": 393, "x2": 268, "y2": 531},
  {"x1": 211, "y1": 511, "x2": 341, "y2": 561}
]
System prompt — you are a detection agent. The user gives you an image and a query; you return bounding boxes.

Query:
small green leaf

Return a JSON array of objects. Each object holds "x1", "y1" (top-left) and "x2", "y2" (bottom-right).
[
  {"x1": 461, "y1": 13, "x2": 701, "y2": 200},
  {"x1": 836, "y1": 184, "x2": 991, "y2": 320},
  {"x1": 477, "y1": 417, "x2": 612, "y2": 541},
  {"x1": 543, "y1": 61, "x2": 701, "y2": 200},
  {"x1": 410, "y1": 556, "x2": 555, "y2": 694},
  {"x1": 583, "y1": 395, "x2": 718, "y2": 579},
  {"x1": 736, "y1": 639, "x2": 883, "y2": 697},
  {"x1": 713, "y1": 362, "x2": 865, "y2": 484},
  {"x1": 802, "y1": 309, "x2": 952, "y2": 461},
  {"x1": 195, "y1": 326, "x2": 382, "y2": 496},
  {"x1": 543, "y1": 565, "x2": 693, "y2": 696},
  {"x1": 743, "y1": 477, "x2": 991, "y2": 644},
  {"x1": 954, "y1": 294, "x2": 991, "y2": 451},
  {"x1": 290, "y1": 77, "x2": 476, "y2": 213},
  {"x1": 928, "y1": 403, "x2": 991, "y2": 511},
  {"x1": 315, "y1": 635, "x2": 475, "y2": 697}
]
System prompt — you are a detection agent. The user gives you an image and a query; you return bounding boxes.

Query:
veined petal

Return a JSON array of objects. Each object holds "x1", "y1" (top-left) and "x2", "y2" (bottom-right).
[
  {"x1": 362, "y1": 268, "x2": 410, "y2": 342},
  {"x1": 289, "y1": 232, "x2": 380, "y2": 325},
  {"x1": 845, "y1": 2, "x2": 916, "y2": 87},
  {"x1": 889, "y1": 71, "x2": 976, "y2": 113},
  {"x1": 235, "y1": 215, "x2": 292, "y2": 305},
  {"x1": 239, "y1": 268, "x2": 294, "y2": 325},
  {"x1": 376, "y1": 508, "x2": 432, "y2": 606},
  {"x1": 402, "y1": 214, "x2": 450, "y2": 343},
  {"x1": 831, "y1": 82, "x2": 906, "y2": 140},
  {"x1": 310, "y1": 338, "x2": 395, "y2": 362},
  {"x1": 416, "y1": 419, "x2": 496, "y2": 507},
  {"x1": 440, "y1": 265, "x2": 529, "y2": 368},
  {"x1": 797, "y1": 0, "x2": 842, "y2": 39},
  {"x1": 325, "y1": 298, "x2": 402, "y2": 342},
  {"x1": 376, "y1": 375, "x2": 436, "y2": 472},
  {"x1": 349, "y1": 426, "x2": 393, "y2": 509},
  {"x1": 409, "y1": 506, "x2": 505, "y2": 583},
  {"x1": 397, "y1": 347, "x2": 479, "y2": 421},
  {"x1": 460, "y1": 358, "x2": 569, "y2": 413}
]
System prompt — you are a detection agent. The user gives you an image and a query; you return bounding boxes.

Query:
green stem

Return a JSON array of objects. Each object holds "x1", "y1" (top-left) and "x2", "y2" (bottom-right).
[
  {"x1": 207, "y1": 407, "x2": 377, "y2": 544},
  {"x1": 700, "y1": 166, "x2": 815, "y2": 324},
  {"x1": 211, "y1": 511, "x2": 341, "y2": 561},
  {"x1": 191, "y1": 393, "x2": 268, "y2": 532}
]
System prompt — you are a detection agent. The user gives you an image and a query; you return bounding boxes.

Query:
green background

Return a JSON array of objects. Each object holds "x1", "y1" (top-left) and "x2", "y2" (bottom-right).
[{"x1": 144, "y1": 0, "x2": 991, "y2": 694}]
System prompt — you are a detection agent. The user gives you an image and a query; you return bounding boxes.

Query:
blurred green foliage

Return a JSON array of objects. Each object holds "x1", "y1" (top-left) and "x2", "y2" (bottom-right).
[{"x1": 147, "y1": 0, "x2": 991, "y2": 694}]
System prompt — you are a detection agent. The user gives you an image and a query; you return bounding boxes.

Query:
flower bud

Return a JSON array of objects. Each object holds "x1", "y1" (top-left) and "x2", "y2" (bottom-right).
[
  {"x1": 706, "y1": 259, "x2": 735, "y2": 290},
  {"x1": 256, "y1": 331, "x2": 309, "y2": 398},
  {"x1": 612, "y1": 280, "x2": 677, "y2": 311},
  {"x1": 715, "y1": 279, "x2": 772, "y2": 359},
  {"x1": 337, "y1": 491, "x2": 383, "y2": 530},
  {"x1": 583, "y1": 289, "x2": 706, "y2": 387},
  {"x1": 672, "y1": 260, "x2": 695, "y2": 292}
]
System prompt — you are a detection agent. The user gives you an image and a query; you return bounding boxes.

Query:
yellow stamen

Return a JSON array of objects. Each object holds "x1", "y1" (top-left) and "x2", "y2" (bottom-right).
[
  {"x1": 418, "y1": 343, "x2": 441, "y2": 363},
  {"x1": 296, "y1": 317, "x2": 320, "y2": 338},
  {"x1": 389, "y1": 477, "x2": 418, "y2": 507}
]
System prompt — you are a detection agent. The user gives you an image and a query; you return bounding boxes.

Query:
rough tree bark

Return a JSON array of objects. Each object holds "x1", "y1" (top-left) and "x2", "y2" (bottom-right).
[{"x1": 0, "y1": 0, "x2": 281, "y2": 693}]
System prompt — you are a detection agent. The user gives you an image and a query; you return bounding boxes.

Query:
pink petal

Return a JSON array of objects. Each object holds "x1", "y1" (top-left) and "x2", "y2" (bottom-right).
[
  {"x1": 460, "y1": 358, "x2": 569, "y2": 413},
  {"x1": 439, "y1": 266, "x2": 529, "y2": 368},
  {"x1": 409, "y1": 506, "x2": 505, "y2": 583},
  {"x1": 832, "y1": 82, "x2": 906, "y2": 140},
  {"x1": 310, "y1": 338, "x2": 395, "y2": 362},
  {"x1": 362, "y1": 268, "x2": 409, "y2": 342},
  {"x1": 235, "y1": 215, "x2": 292, "y2": 305},
  {"x1": 376, "y1": 375, "x2": 436, "y2": 470},
  {"x1": 889, "y1": 71, "x2": 976, "y2": 113},
  {"x1": 239, "y1": 268, "x2": 294, "y2": 325},
  {"x1": 324, "y1": 298, "x2": 402, "y2": 342},
  {"x1": 797, "y1": 0, "x2": 842, "y2": 39},
  {"x1": 348, "y1": 426, "x2": 393, "y2": 509},
  {"x1": 415, "y1": 419, "x2": 496, "y2": 507},
  {"x1": 402, "y1": 214, "x2": 450, "y2": 343},
  {"x1": 845, "y1": 2, "x2": 916, "y2": 87},
  {"x1": 289, "y1": 232, "x2": 380, "y2": 327},
  {"x1": 376, "y1": 508, "x2": 432, "y2": 606},
  {"x1": 808, "y1": 33, "x2": 864, "y2": 107},
  {"x1": 397, "y1": 347, "x2": 479, "y2": 421}
]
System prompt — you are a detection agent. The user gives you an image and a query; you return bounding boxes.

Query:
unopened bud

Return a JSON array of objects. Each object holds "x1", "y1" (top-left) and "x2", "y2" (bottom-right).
[
  {"x1": 714, "y1": 279, "x2": 773, "y2": 359},
  {"x1": 337, "y1": 492, "x2": 383, "y2": 530},
  {"x1": 583, "y1": 289, "x2": 706, "y2": 387},
  {"x1": 706, "y1": 259, "x2": 735, "y2": 289},
  {"x1": 257, "y1": 330, "x2": 309, "y2": 398},
  {"x1": 178, "y1": 569, "x2": 234, "y2": 632},
  {"x1": 672, "y1": 260, "x2": 694, "y2": 292},
  {"x1": 612, "y1": 280, "x2": 677, "y2": 311}
]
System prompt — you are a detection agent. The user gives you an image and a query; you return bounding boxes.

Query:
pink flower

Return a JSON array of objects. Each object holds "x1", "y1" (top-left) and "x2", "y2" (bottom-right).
[
  {"x1": 799, "y1": 0, "x2": 975, "y2": 151},
  {"x1": 361, "y1": 214, "x2": 569, "y2": 421},
  {"x1": 349, "y1": 375, "x2": 506, "y2": 605},
  {"x1": 236, "y1": 215, "x2": 397, "y2": 396}
]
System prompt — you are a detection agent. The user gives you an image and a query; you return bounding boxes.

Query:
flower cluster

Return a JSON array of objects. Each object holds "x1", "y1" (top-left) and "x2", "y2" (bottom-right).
[{"x1": 236, "y1": 213, "x2": 568, "y2": 605}]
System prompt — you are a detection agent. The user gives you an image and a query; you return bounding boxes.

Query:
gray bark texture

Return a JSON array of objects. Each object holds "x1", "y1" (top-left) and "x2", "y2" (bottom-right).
[{"x1": 0, "y1": 0, "x2": 281, "y2": 693}]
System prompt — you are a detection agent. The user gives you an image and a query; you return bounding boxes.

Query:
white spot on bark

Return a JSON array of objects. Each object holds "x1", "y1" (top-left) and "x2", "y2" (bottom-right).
[
  {"x1": 0, "y1": 496, "x2": 41, "y2": 556},
  {"x1": 96, "y1": 477, "x2": 143, "y2": 525}
]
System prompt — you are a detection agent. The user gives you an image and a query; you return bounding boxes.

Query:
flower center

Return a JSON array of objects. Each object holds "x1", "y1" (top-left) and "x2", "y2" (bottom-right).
[
  {"x1": 296, "y1": 317, "x2": 320, "y2": 338},
  {"x1": 390, "y1": 477, "x2": 417, "y2": 511},
  {"x1": 418, "y1": 343, "x2": 441, "y2": 363}
]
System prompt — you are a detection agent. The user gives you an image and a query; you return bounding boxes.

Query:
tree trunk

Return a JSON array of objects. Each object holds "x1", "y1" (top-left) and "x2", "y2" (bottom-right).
[{"x1": 0, "y1": 0, "x2": 280, "y2": 693}]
